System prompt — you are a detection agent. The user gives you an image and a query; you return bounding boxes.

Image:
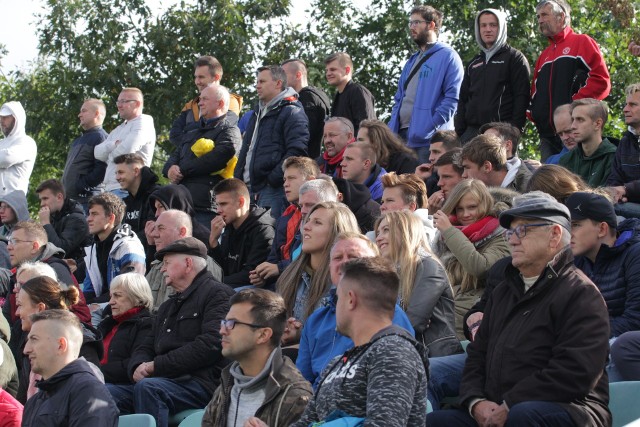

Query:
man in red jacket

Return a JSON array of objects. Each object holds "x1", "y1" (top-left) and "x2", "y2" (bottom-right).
[{"x1": 527, "y1": 0, "x2": 610, "y2": 161}]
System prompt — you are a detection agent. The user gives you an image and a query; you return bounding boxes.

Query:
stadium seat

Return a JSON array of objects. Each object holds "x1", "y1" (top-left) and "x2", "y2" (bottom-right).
[
  {"x1": 119, "y1": 414, "x2": 156, "y2": 427},
  {"x1": 178, "y1": 409, "x2": 205, "y2": 426},
  {"x1": 169, "y1": 409, "x2": 203, "y2": 427},
  {"x1": 610, "y1": 381, "x2": 640, "y2": 427}
]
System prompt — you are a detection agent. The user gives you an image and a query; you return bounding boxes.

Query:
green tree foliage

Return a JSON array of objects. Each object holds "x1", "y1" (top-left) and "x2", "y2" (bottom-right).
[{"x1": 0, "y1": 0, "x2": 637, "y2": 212}]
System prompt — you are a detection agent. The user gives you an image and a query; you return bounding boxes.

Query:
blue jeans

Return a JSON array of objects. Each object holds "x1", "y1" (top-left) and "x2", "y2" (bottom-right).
[
  {"x1": 426, "y1": 401, "x2": 575, "y2": 426},
  {"x1": 611, "y1": 331, "x2": 640, "y2": 381},
  {"x1": 615, "y1": 202, "x2": 640, "y2": 220},
  {"x1": 194, "y1": 210, "x2": 215, "y2": 231},
  {"x1": 428, "y1": 352, "x2": 467, "y2": 410},
  {"x1": 107, "y1": 377, "x2": 210, "y2": 427},
  {"x1": 413, "y1": 145, "x2": 431, "y2": 164},
  {"x1": 255, "y1": 185, "x2": 286, "y2": 219},
  {"x1": 110, "y1": 188, "x2": 129, "y2": 200}
]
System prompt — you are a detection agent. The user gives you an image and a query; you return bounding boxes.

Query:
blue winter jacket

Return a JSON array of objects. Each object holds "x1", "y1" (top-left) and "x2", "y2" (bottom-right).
[
  {"x1": 388, "y1": 42, "x2": 464, "y2": 149},
  {"x1": 297, "y1": 288, "x2": 415, "y2": 389},
  {"x1": 574, "y1": 218, "x2": 640, "y2": 337},
  {"x1": 607, "y1": 131, "x2": 640, "y2": 202},
  {"x1": 234, "y1": 93, "x2": 309, "y2": 192}
]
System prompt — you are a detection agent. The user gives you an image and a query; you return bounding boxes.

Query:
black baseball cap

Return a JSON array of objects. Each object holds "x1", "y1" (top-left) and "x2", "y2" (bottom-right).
[{"x1": 565, "y1": 192, "x2": 617, "y2": 229}]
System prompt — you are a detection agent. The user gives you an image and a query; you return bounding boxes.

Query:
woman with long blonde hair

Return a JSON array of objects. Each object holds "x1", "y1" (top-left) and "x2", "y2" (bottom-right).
[
  {"x1": 375, "y1": 210, "x2": 459, "y2": 356},
  {"x1": 276, "y1": 201, "x2": 360, "y2": 344},
  {"x1": 433, "y1": 179, "x2": 510, "y2": 338}
]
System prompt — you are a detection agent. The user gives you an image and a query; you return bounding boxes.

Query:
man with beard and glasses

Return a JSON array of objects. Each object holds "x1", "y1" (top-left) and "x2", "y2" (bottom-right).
[{"x1": 388, "y1": 5, "x2": 463, "y2": 163}]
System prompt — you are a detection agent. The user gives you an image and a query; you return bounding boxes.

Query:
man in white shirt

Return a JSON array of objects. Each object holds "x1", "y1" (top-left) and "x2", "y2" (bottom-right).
[{"x1": 94, "y1": 87, "x2": 156, "y2": 198}]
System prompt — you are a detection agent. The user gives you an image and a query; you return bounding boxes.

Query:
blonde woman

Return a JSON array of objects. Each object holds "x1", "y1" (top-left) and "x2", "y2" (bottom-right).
[
  {"x1": 276, "y1": 202, "x2": 360, "y2": 345},
  {"x1": 375, "y1": 210, "x2": 460, "y2": 356},
  {"x1": 432, "y1": 179, "x2": 510, "y2": 338}
]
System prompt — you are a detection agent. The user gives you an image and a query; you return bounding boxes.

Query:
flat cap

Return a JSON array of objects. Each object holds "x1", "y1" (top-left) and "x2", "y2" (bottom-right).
[
  {"x1": 155, "y1": 236, "x2": 207, "y2": 261},
  {"x1": 499, "y1": 192, "x2": 571, "y2": 230}
]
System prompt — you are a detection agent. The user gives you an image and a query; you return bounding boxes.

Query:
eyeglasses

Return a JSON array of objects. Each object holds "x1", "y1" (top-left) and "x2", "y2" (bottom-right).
[
  {"x1": 116, "y1": 99, "x2": 137, "y2": 105},
  {"x1": 504, "y1": 223, "x2": 552, "y2": 241},
  {"x1": 409, "y1": 19, "x2": 428, "y2": 27},
  {"x1": 220, "y1": 319, "x2": 266, "y2": 331},
  {"x1": 7, "y1": 238, "x2": 34, "y2": 246}
]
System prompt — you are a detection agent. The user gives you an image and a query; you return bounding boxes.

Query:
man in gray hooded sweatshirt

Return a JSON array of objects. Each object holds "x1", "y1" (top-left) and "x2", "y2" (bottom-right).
[
  {"x1": 454, "y1": 8, "x2": 531, "y2": 142},
  {"x1": 235, "y1": 65, "x2": 309, "y2": 219},
  {"x1": 0, "y1": 102, "x2": 37, "y2": 196}
]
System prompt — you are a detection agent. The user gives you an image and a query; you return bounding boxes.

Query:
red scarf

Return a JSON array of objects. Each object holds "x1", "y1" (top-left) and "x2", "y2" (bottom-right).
[
  {"x1": 451, "y1": 216, "x2": 500, "y2": 243},
  {"x1": 321, "y1": 140, "x2": 353, "y2": 178},
  {"x1": 100, "y1": 306, "x2": 144, "y2": 365},
  {"x1": 281, "y1": 204, "x2": 302, "y2": 260}
]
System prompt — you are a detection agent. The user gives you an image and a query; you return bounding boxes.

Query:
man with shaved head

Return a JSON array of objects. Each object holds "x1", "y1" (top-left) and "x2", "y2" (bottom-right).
[{"x1": 62, "y1": 99, "x2": 108, "y2": 211}]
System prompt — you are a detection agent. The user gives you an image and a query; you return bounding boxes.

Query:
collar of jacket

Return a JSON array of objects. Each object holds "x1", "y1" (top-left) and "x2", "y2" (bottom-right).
[{"x1": 549, "y1": 26, "x2": 572, "y2": 45}]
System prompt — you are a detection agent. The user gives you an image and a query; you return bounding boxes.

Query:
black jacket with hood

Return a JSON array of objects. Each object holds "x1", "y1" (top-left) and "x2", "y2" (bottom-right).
[
  {"x1": 21, "y1": 357, "x2": 118, "y2": 427},
  {"x1": 299, "y1": 85, "x2": 331, "y2": 159},
  {"x1": 148, "y1": 184, "x2": 212, "y2": 248},
  {"x1": 210, "y1": 205, "x2": 275, "y2": 287},
  {"x1": 15, "y1": 321, "x2": 103, "y2": 404},
  {"x1": 123, "y1": 166, "x2": 161, "y2": 236},
  {"x1": 44, "y1": 197, "x2": 91, "y2": 264},
  {"x1": 332, "y1": 178, "x2": 381, "y2": 233},
  {"x1": 455, "y1": 8, "x2": 530, "y2": 135}
]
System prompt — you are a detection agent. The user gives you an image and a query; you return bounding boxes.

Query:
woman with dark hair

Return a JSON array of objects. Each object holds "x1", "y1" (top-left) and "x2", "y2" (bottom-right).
[
  {"x1": 358, "y1": 120, "x2": 419, "y2": 174},
  {"x1": 97, "y1": 273, "x2": 153, "y2": 384},
  {"x1": 13, "y1": 277, "x2": 102, "y2": 403}
]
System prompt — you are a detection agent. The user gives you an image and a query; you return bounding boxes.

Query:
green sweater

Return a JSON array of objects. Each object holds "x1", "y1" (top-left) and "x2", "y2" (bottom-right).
[{"x1": 559, "y1": 138, "x2": 617, "y2": 187}]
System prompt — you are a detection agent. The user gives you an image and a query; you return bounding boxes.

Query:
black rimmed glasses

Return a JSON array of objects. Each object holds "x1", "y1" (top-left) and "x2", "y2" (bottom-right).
[
  {"x1": 220, "y1": 319, "x2": 266, "y2": 330},
  {"x1": 504, "y1": 223, "x2": 552, "y2": 241}
]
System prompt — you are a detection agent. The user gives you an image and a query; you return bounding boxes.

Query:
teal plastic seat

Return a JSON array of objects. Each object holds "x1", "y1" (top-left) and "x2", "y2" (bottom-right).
[
  {"x1": 461, "y1": 340, "x2": 470, "y2": 352},
  {"x1": 610, "y1": 381, "x2": 640, "y2": 427},
  {"x1": 119, "y1": 414, "x2": 156, "y2": 427},
  {"x1": 178, "y1": 409, "x2": 205, "y2": 426}
]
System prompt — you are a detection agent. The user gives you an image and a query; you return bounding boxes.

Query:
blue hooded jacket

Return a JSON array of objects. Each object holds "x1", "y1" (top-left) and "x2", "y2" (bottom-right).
[
  {"x1": 388, "y1": 42, "x2": 463, "y2": 149},
  {"x1": 297, "y1": 288, "x2": 414, "y2": 389}
]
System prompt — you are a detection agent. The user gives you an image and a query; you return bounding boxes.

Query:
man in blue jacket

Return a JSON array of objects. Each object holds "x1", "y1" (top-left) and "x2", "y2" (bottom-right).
[
  {"x1": 235, "y1": 65, "x2": 309, "y2": 219},
  {"x1": 388, "y1": 5, "x2": 463, "y2": 163},
  {"x1": 296, "y1": 232, "x2": 414, "y2": 389},
  {"x1": 567, "y1": 193, "x2": 640, "y2": 344}
]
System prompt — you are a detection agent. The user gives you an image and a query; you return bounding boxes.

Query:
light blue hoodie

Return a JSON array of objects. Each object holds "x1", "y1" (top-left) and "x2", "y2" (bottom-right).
[
  {"x1": 389, "y1": 42, "x2": 464, "y2": 149},
  {"x1": 296, "y1": 287, "x2": 414, "y2": 389}
]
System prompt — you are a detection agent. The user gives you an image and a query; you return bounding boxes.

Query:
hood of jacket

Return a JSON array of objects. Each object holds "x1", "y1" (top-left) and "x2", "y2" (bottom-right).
[
  {"x1": 489, "y1": 186, "x2": 519, "y2": 216},
  {"x1": 332, "y1": 177, "x2": 372, "y2": 210},
  {"x1": 258, "y1": 87, "x2": 299, "y2": 113},
  {"x1": 0, "y1": 101, "x2": 27, "y2": 139},
  {"x1": 112, "y1": 223, "x2": 137, "y2": 244},
  {"x1": 53, "y1": 197, "x2": 86, "y2": 222},
  {"x1": 134, "y1": 166, "x2": 160, "y2": 198},
  {"x1": 36, "y1": 242, "x2": 67, "y2": 260},
  {"x1": 148, "y1": 184, "x2": 197, "y2": 217},
  {"x1": 0, "y1": 190, "x2": 29, "y2": 222},
  {"x1": 35, "y1": 357, "x2": 102, "y2": 392},
  {"x1": 0, "y1": 312, "x2": 9, "y2": 344},
  {"x1": 236, "y1": 205, "x2": 273, "y2": 233},
  {"x1": 475, "y1": 9, "x2": 508, "y2": 62},
  {"x1": 611, "y1": 218, "x2": 640, "y2": 249}
]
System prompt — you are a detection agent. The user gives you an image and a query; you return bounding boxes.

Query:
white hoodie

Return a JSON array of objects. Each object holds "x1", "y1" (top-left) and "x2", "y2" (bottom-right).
[{"x1": 0, "y1": 101, "x2": 37, "y2": 196}]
